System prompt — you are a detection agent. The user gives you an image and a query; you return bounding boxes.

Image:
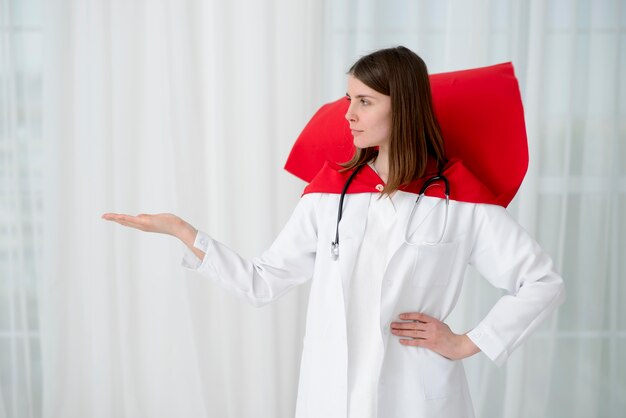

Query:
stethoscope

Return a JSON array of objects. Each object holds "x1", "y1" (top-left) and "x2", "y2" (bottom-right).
[{"x1": 330, "y1": 163, "x2": 450, "y2": 259}]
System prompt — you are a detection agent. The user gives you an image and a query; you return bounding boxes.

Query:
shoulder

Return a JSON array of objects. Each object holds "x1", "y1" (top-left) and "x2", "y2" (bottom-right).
[
  {"x1": 295, "y1": 193, "x2": 324, "y2": 213},
  {"x1": 294, "y1": 192, "x2": 333, "y2": 216},
  {"x1": 470, "y1": 203, "x2": 536, "y2": 247},
  {"x1": 473, "y1": 203, "x2": 519, "y2": 226}
]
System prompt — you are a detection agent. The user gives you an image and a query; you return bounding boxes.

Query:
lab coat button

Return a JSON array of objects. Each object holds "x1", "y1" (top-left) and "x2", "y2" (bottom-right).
[
  {"x1": 474, "y1": 331, "x2": 483, "y2": 339},
  {"x1": 375, "y1": 184, "x2": 384, "y2": 192},
  {"x1": 199, "y1": 238, "x2": 206, "y2": 245}
]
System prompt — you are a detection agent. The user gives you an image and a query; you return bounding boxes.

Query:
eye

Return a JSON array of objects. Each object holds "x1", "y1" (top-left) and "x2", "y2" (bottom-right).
[{"x1": 360, "y1": 99, "x2": 369, "y2": 105}]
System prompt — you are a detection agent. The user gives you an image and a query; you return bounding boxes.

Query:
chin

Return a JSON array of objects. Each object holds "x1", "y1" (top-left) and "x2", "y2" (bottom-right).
[{"x1": 353, "y1": 138, "x2": 372, "y2": 149}]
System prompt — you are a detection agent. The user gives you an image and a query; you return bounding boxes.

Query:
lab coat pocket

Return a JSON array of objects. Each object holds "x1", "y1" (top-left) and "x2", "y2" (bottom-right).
[
  {"x1": 418, "y1": 348, "x2": 463, "y2": 400},
  {"x1": 409, "y1": 241, "x2": 459, "y2": 287}
]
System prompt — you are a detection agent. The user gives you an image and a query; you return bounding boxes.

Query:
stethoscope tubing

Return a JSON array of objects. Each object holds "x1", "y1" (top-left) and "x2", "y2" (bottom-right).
[
  {"x1": 331, "y1": 164, "x2": 450, "y2": 259},
  {"x1": 331, "y1": 164, "x2": 365, "y2": 258}
]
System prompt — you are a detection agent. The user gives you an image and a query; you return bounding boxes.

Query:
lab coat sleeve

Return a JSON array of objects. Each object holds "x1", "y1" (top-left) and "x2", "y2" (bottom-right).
[
  {"x1": 180, "y1": 193, "x2": 321, "y2": 307},
  {"x1": 466, "y1": 203, "x2": 566, "y2": 367}
]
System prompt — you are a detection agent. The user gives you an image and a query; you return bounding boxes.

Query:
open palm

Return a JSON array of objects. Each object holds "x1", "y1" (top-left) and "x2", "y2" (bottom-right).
[{"x1": 101, "y1": 212, "x2": 182, "y2": 236}]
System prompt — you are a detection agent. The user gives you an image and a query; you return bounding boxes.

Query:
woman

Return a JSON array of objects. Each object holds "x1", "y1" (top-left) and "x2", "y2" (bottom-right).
[{"x1": 103, "y1": 46, "x2": 565, "y2": 418}]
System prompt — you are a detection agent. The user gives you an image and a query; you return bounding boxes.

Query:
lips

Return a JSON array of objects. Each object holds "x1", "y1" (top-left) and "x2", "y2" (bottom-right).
[{"x1": 351, "y1": 129, "x2": 363, "y2": 135}]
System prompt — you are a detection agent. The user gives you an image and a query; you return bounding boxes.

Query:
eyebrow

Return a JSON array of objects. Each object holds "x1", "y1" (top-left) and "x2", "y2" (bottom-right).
[{"x1": 345, "y1": 93, "x2": 376, "y2": 99}]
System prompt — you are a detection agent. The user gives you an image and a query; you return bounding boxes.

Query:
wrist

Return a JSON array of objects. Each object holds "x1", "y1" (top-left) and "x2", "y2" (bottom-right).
[
  {"x1": 457, "y1": 334, "x2": 480, "y2": 359},
  {"x1": 175, "y1": 219, "x2": 197, "y2": 244}
]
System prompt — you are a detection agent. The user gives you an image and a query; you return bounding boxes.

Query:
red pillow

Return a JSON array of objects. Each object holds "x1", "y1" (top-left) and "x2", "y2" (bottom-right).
[{"x1": 284, "y1": 62, "x2": 528, "y2": 207}]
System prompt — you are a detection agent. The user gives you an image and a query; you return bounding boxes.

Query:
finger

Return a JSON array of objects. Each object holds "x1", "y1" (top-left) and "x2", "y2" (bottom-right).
[
  {"x1": 113, "y1": 218, "x2": 148, "y2": 231},
  {"x1": 399, "y1": 338, "x2": 427, "y2": 347},
  {"x1": 104, "y1": 214, "x2": 133, "y2": 225},
  {"x1": 391, "y1": 327, "x2": 429, "y2": 334},
  {"x1": 391, "y1": 322, "x2": 426, "y2": 330},
  {"x1": 399, "y1": 312, "x2": 435, "y2": 323},
  {"x1": 391, "y1": 329, "x2": 426, "y2": 338},
  {"x1": 113, "y1": 214, "x2": 145, "y2": 225},
  {"x1": 102, "y1": 213, "x2": 135, "y2": 221}
]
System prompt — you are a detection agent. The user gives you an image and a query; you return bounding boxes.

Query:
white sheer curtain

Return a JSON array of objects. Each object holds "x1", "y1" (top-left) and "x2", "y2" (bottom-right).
[
  {"x1": 40, "y1": 0, "x2": 322, "y2": 417},
  {"x1": 0, "y1": 0, "x2": 43, "y2": 417},
  {"x1": 0, "y1": 0, "x2": 621, "y2": 417}
]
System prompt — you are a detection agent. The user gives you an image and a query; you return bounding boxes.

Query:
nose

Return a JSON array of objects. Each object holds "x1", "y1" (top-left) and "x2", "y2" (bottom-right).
[{"x1": 345, "y1": 102, "x2": 357, "y2": 122}]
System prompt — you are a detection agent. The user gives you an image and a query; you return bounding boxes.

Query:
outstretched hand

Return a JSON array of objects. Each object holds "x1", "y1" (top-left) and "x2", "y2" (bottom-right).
[
  {"x1": 101, "y1": 212, "x2": 184, "y2": 236},
  {"x1": 102, "y1": 212, "x2": 204, "y2": 260},
  {"x1": 390, "y1": 312, "x2": 480, "y2": 360}
]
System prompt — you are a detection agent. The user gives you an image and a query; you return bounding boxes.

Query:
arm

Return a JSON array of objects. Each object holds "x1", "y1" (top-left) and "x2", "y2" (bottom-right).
[
  {"x1": 176, "y1": 220, "x2": 205, "y2": 261},
  {"x1": 103, "y1": 193, "x2": 321, "y2": 307},
  {"x1": 466, "y1": 204, "x2": 566, "y2": 366},
  {"x1": 179, "y1": 194, "x2": 321, "y2": 306}
]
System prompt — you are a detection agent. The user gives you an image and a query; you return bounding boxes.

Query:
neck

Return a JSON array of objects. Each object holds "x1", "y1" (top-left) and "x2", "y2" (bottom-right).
[{"x1": 373, "y1": 147, "x2": 389, "y2": 183}]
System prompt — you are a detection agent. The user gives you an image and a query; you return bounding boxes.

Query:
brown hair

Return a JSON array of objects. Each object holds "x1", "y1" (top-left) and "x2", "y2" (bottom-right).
[{"x1": 341, "y1": 46, "x2": 446, "y2": 195}]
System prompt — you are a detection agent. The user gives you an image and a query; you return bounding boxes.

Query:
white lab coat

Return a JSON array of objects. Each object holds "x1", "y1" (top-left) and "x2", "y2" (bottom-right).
[{"x1": 182, "y1": 191, "x2": 566, "y2": 418}]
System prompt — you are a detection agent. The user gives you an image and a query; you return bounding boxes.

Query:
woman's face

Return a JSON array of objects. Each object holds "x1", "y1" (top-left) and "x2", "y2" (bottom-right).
[{"x1": 345, "y1": 75, "x2": 392, "y2": 150}]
